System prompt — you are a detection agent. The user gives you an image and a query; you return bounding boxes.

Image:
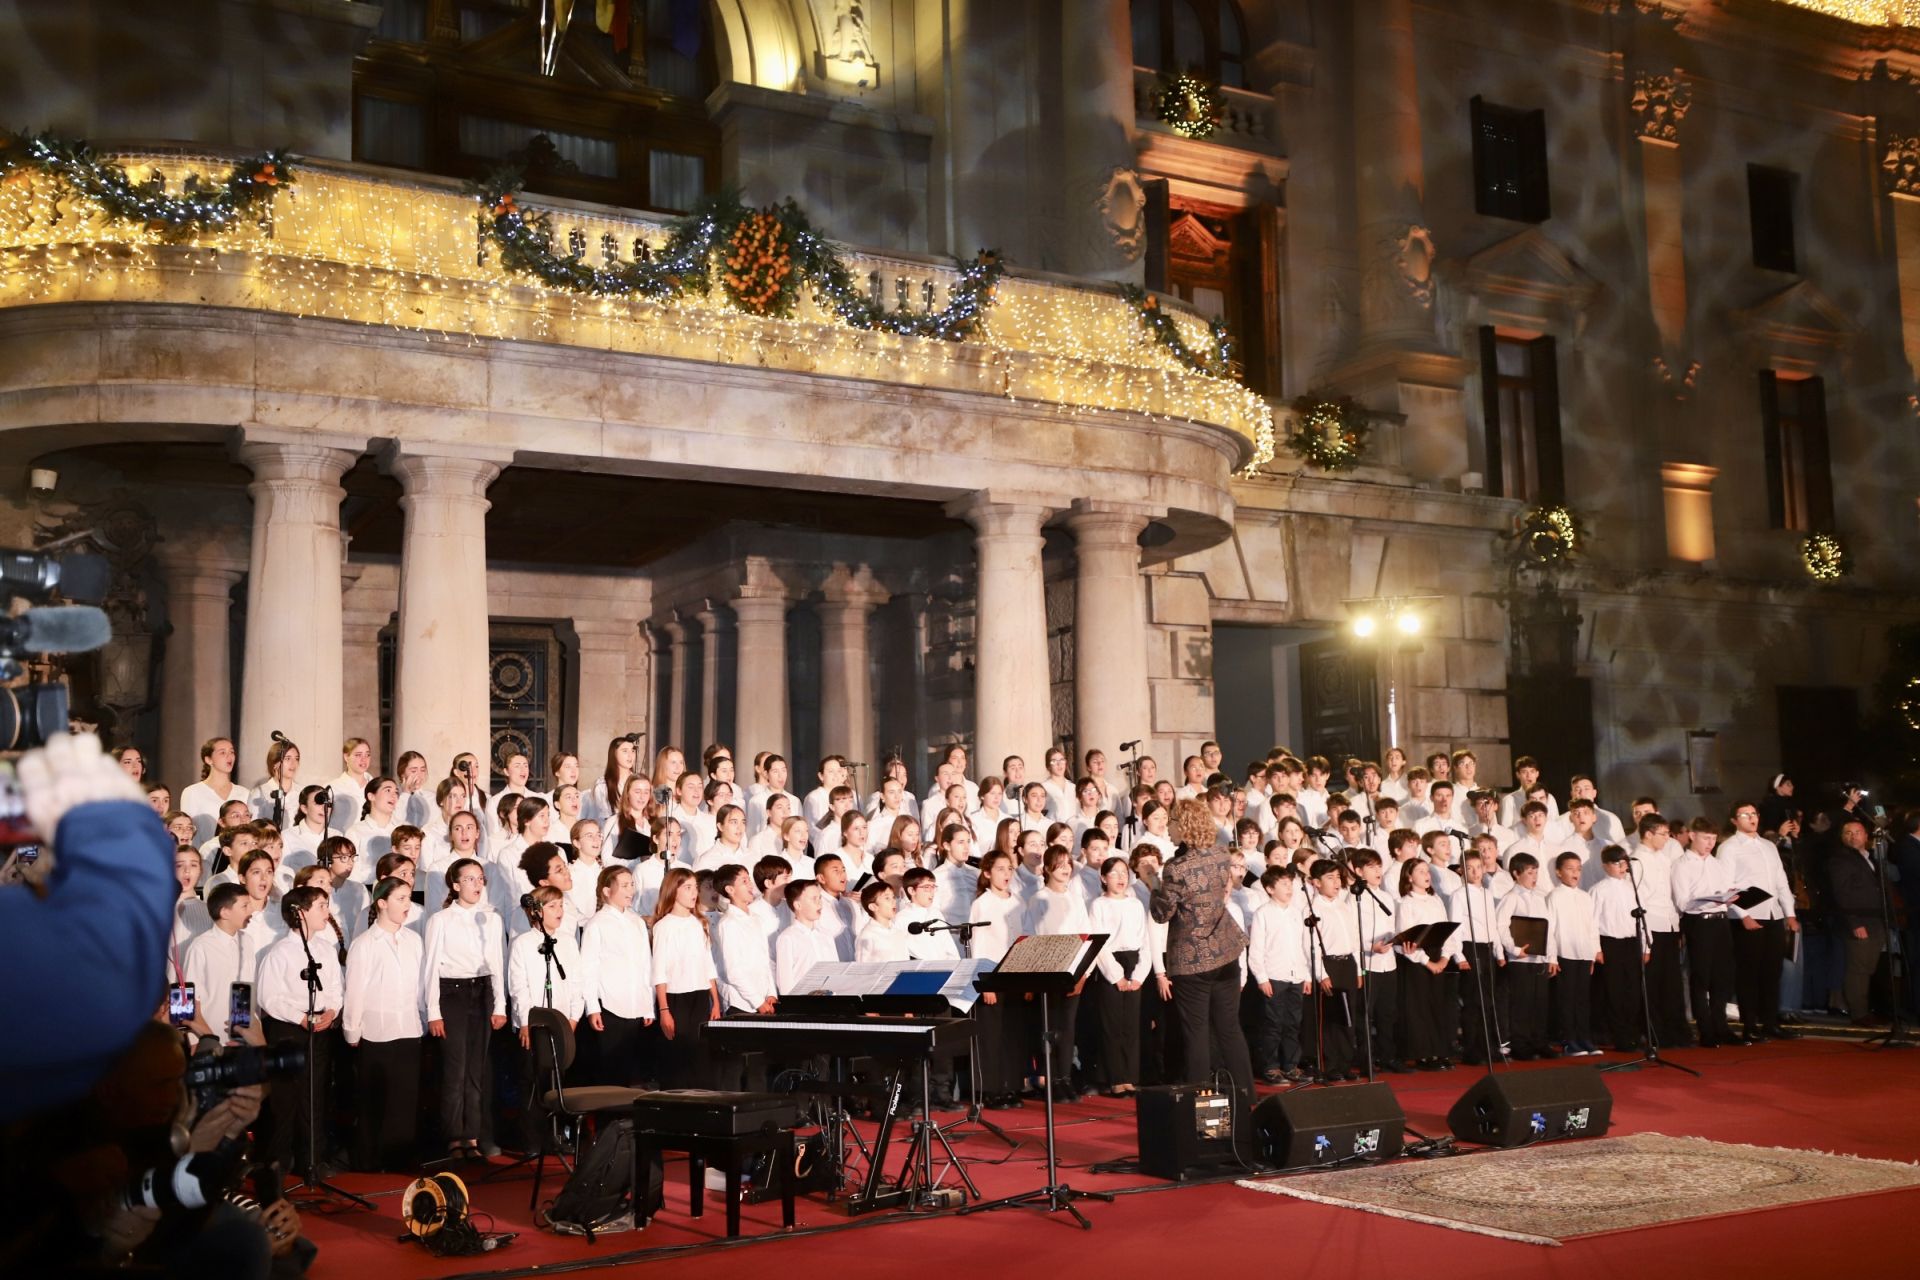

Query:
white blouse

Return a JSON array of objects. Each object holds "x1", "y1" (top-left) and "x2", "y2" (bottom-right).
[
  {"x1": 1025, "y1": 884, "x2": 1091, "y2": 936},
  {"x1": 967, "y1": 889, "x2": 1023, "y2": 964},
  {"x1": 508, "y1": 927, "x2": 586, "y2": 1028},
  {"x1": 421, "y1": 899, "x2": 506, "y2": 1019},
  {"x1": 650, "y1": 913, "x2": 717, "y2": 994},
  {"x1": 344, "y1": 813, "x2": 402, "y2": 882},
  {"x1": 1090, "y1": 894, "x2": 1151, "y2": 984},
  {"x1": 327, "y1": 773, "x2": 369, "y2": 834},
  {"x1": 856, "y1": 917, "x2": 911, "y2": 962},
  {"x1": 181, "y1": 779, "x2": 253, "y2": 846},
  {"x1": 580, "y1": 908, "x2": 654, "y2": 1021},
  {"x1": 256, "y1": 931, "x2": 343, "y2": 1024},
  {"x1": 344, "y1": 924, "x2": 425, "y2": 1043},
  {"x1": 715, "y1": 905, "x2": 777, "y2": 1012}
]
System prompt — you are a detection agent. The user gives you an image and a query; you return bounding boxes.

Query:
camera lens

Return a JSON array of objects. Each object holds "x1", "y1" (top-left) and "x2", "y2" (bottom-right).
[{"x1": 0, "y1": 682, "x2": 69, "y2": 751}]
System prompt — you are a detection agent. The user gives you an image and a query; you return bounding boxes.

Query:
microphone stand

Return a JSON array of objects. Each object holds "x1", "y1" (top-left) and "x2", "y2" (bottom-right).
[
  {"x1": 1457, "y1": 879, "x2": 1501, "y2": 1077},
  {"x1": 1354, "y1": 882, "x2": 1397, "y2": 1082},
  {"x1": 1301, "y1": 900, "x2": 1335, "y2": 1087},
  {"x1": 1602, "y1": 857, "x2": 1700, "y2": 1078},
  {"x1": 1862, "y1": 832, "x2": 1914, "y2": 1051},
  {"x1": 287, "y1": 923, "x2": 373, "y2": 1210},
  {"x1": 929, "y1": 921, "x2": 1014, "y2": 1149}
]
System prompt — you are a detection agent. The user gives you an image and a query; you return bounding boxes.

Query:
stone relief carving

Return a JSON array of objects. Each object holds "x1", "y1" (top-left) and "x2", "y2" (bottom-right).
[
  {"x1": 1394, "y1": 224, "x2": 1436, "y2": 308},
  {"x1": 1097, "y1": 166, "x2": 1147, "y2": 262},
  {"x1": 818, "y1": 0, "x2": 877, "y2": 70},
  {"x1": 1630, "y1": 71, "x2": 1691, "y2": 144},
  {"x1": 1883, "y1": 135, "x2": 1920, "y2": 196}
]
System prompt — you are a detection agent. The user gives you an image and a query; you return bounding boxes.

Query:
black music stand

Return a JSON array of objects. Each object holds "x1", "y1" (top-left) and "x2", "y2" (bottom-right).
[{"x1": 959, "y1": 933, "x2": 1111, "y2": 1230}]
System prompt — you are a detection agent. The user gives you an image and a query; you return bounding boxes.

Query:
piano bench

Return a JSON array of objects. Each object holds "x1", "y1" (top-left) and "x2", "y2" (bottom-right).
[{"x1": 633, "y1": 1126, "x2": 797, "y2": 1238}]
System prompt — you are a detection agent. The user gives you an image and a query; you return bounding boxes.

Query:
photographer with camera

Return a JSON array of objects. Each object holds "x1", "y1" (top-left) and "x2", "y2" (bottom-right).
[{"x1": 1, "y1": 733, "x2": 177, "y2": 1119}]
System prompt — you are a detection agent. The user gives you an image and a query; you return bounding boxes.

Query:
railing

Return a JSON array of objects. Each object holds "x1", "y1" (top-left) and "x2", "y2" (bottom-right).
[{"x1": 1132, "y1": 69, "x2": 1276, "y2": 151}]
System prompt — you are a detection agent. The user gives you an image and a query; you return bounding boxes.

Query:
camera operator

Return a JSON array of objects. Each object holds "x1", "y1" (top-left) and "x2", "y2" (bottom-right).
[
  {"x1": 1, "y1": 733, "x2": 176, "y2": 1120},
  {"x1": 0, "y1": 1022, "x2": 305, "y2": 1278}
]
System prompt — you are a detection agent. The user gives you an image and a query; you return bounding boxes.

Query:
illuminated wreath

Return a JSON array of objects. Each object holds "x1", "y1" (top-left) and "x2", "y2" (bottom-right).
[
  {"x1": 1155, "y1": 74, "x2": 1222, "y2": 140},
  {"x1": 720, "y1": 208, "x2": 800, "y2": 318},
  {"x1": 1285, "y1": 397, "x2": 1371, "y2": 472},
  {"x1": 1515, "y1": 503, "x2": 1581, "y2": 565}
]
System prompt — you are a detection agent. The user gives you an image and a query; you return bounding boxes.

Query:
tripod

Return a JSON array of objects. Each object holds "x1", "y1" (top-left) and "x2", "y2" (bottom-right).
[
  {"x1": 286, "y1": 925, "x2": 373, "y2": 1210},
  {"x1": 1862, "y1": 832, "x2": 1915, "y2": 1051},
  {"x1": 959, "y1": 989, "x2": 1112, "y2": 1230},
  {"x1": 1602, "y1": 858, "x2": 1700, "y2": 1079},
  {"x1": 891, "y1": 1054, "x2": 980, "y2": 1208}
]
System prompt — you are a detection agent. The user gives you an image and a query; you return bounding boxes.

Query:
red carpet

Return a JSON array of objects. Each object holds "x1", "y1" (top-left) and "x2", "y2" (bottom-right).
[{"x1": 295, "y1": 1039, "x2": 1915, "y2": 1279}]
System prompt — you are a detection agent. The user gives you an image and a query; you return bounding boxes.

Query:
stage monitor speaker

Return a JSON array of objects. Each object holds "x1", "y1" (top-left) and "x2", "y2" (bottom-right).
[
  {"x1": 1135, "y1": 1083, "x2": 1237, "y2": 1181},
  {"x1": 1446, "y1": 1065, "x2": 1613, "y2": 1148},
  {"x1": 1253, "y1": 1083, "x2": 1405, "y2": 1170}
]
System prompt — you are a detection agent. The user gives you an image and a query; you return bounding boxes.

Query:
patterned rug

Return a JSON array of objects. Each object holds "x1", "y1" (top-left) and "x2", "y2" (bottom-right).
[{"x1": 1237, "y1": 1132, "x2": 1920, "y2": 1246}]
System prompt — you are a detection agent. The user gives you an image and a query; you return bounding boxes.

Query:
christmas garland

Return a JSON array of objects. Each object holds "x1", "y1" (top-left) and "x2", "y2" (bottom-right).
[
  {"x1": 1513, "y1": 502, "x2": 1583, "y2": 565},
  {"x1": 1801, "y1": 531, "x2": 1850, "y2": 582},
  {"x1": 475, "y1": 170, "x2": 1004, "y2": 340},
  {"x1": 0, "y1": 131, "x2": 292, "y2": 240},
  {"x1": 1155, "y1": 73, "x2": 1222, "y2": 140},
  {"x1": 1119, "y1": 284, "x2": 1236, "y2": 380},
  {"x1": 1284, "y1": 396, "x2": 1371, "y2": 471}
]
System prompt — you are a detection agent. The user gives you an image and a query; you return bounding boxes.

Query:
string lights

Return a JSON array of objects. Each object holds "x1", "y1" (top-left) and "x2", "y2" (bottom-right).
[
  {"x1": 1284, "y1": 396, "x2": 1372, "y2": 472},
  {"x1": 1775, "y1": 1, "x2": 1920, "y2": 27},
  {"x1": 0, "y1": 143, "x2": 1273, "y2": 468},
  {"x1": 1801, "y1": 531, "x2": 1851, "y2": 582}
]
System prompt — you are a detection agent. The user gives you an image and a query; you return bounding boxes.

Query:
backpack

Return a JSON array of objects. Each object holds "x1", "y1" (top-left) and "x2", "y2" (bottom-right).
[{"x1": 539, "y1": 1118, "x2": 661, "y2": 1238}]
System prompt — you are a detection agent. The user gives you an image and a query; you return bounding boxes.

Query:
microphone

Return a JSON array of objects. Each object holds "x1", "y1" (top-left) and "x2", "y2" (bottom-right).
[
  {"x1": 538, "y1": 930, "x2": 568, "y2": 980},
  {"x1": 1119, "y1": 740, "x2": 1141, "y2": 751},
  {"x1": 519, "y1": 892, "x2": 537, "y2": 915},
  {"x1": 0, "y1": 549, "x2": 110, "y2": 603},
  {"x1": 0, "y1": 605, "x2": 113, "y2": 653},
  {"x1": 907, "y1": 918, "x2": 977, "y2": 935}
]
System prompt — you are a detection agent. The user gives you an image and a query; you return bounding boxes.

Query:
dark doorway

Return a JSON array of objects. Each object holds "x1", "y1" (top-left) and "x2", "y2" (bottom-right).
[
  {"x1": 1775, "y1": 685, "x2": 1863, "y2": 793},
  {"x1": 1507, "y1": 673, "x2": 1596, "y2": 792},
  {"x1": 1299, "y1": 636, "x2": 1380, "y2": 766}
]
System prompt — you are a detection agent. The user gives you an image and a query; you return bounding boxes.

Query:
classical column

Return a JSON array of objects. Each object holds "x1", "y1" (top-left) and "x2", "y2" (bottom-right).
[
  {"x1": 387, "y1": 446, "x2": 507, "y2": 778},
  {"x1": 1068, "y1": 501, "x2": 1156, "y2": 764},
  {"x1": 1352, "y1": 0, "x2": 1433, "y2": 352},
  {"x1": 694, "y1": 601, "x2": 728, "y2": 752},
  {"x1": 663, "y1": 615, "x2": 691, "y2": 751},
  {"x1": 574, "y1": 620, "x2": 642, "y2": 765},
  {"x1": 818, "y1": 567, "x2": 889, "y2": 772},
  {"x1": 949, "y1": 495, "x2": 1053, "y2": 775},
  {"x1": 1630, "y1": 71, "x2": 1693, "y2": 376},
  {"x1": 234, "y1": 432, "x2": 363, "y2": 779},
  {"x1": 157, "y1": 538, "x2": 247, "y2": 788},
  {"x1": 340, "y1": 568, "x2": 388, "y2": 769},
  {"x1": 1058, "y1": 0, "x2": 1143, "y2": 282},
  {"x1": 732, "y1": 588, "x2": 791, "y2": 763}
]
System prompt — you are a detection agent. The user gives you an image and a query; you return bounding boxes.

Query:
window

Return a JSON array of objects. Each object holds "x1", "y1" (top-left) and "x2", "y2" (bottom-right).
[
  {"x1": 1748, "y1": 165, "x2": 1798, "y2": 273},
  {"x1": 1148, "y1": 194, "x2": 1284, "y2": 397},
  {"x1": 1471, "y1": 96, "x2": 1550, "y2": 223},
  {"x1": 1477, "y1": 328, "x2": 1565, "y2": 503},
  {"x1": 1131, "y1": 0, "x2": 1248, "y2": 88},
  {"x1": 1758, "y1": 372, "x2": 1833, "y2": 532}
]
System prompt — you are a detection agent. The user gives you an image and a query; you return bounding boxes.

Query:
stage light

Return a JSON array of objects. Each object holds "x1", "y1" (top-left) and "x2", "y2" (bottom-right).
[
  {"x1": 1396, "y1": 611, "x2": 1422, "y2": 637},
  {"x1": 1351, "y1": 615, "x2": 1377, "y2": 639}
]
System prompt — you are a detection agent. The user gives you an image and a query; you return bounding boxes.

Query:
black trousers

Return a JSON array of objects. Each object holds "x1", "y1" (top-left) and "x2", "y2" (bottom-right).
[
  {"x1": 1844, "y1": 922, "x2": 1887, "y2": 1018},
  {"x1": 974, "y1": 993, "x2": 1021, "y2": 1096},
  {"x1": 1303, "y1": 985, "x2": 1354, "y2": 1077},
  {"x1": 1138, "y1": 975, "x2": 1172, "y2": 1086},
  {"x1": 260, "y1": 1014, "x2": 335, "y2": 1176},
  {"x1": 659, "y1": 990, "x2": 712, "y2": 1088},
  {"x1": 437, "y1": 976, "x2": 492, "y2": 1143},
  {"x1": 1458, "y1": 943, "x2": 1501, "y2": 1064},
  {"x1": 1505, "y1": 964, "x2": 1549, "y2": 1056},
  {"x1": 587, "y1": 1009, "x2": 649, "y2": 1086},
  {"x1": 1360, "y1": 966, "x2": 1398, "y2": 1064},
  {"x1": 1731, "y1": 918, "x2": 1786, "y2": 1032},
  {"x1": 1169, "y1": 962, "x2": 1255, "y2": 1100},
  {"x1": 1598, "y1": 935, "x2": 1646, "y2": 1050},
  {"x1": 1649, "y1": 930, "x2": 1690, "y2": 1045},
  {"x1": 1396, "y1": 956, "x2": 1445, "y2": 1061},
  {"x1": 1553, "y1": 959, "x2": 1594, "y2": 1046},
  {"x1": 1254, "y1": 980, "x2": 1304, "y2": 1073},
  {"x1": 1681, "y1": 914, "x2": 1735, "y2": 1044},
  {"x1": 352, "y1": 1036, "x2": 422, "y2": 1171},
  {"x1": 1092, "y1": 957, "x2": 1142, "y2": 1086}
]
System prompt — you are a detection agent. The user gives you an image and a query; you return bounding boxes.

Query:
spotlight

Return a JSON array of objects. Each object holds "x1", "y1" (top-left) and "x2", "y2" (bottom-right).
[
  {"x1": 1396, "y1": 611, "x2": 1422, "y2": 636},
  {"x1": 1351, "y1": 615, "x2": 1377, "y2": 639}
]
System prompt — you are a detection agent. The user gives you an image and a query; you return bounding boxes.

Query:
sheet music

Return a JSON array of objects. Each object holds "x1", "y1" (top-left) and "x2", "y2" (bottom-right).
[
  {"x1": 996, "y1": 933, "x2": 1094, "y2": 975},
  {"x1": 792, "y1": 958, "x2": 995, "y2": 1011}
]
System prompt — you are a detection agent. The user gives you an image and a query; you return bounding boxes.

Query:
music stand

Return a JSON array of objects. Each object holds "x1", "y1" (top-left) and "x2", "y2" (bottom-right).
[{"x1": 959, "y1": 933, "x2": 1111, "y2": 1230}]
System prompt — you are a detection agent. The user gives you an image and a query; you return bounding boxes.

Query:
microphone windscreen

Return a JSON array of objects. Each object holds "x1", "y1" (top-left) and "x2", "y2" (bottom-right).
[
  {"x1": 906, "y1": 919, "x2": 927, "y2": 934},
  {"x1": 55, "y1": 554, "x2": 111, "y2": 604},
  {"x1": 19, "y1": 605, "x2": 112, "y2": 653}
]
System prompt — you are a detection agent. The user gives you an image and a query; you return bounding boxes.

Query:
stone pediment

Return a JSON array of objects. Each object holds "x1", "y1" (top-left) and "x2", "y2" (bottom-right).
[
  {"x1": 1733, "y1": 279, "x2": 1856, "y2": 358},
  {"x1": 1168, "y1": 212, "x2": 1228, "y2": 265},
  {"x1": 1457, "y1": 227, "x2": 1603, "y2": 314}
]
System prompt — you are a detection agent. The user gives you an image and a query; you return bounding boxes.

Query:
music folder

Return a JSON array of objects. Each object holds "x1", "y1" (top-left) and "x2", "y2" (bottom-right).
[
  {"x1": 1389, "y1": 920, "x2": 1459, "y2": 952},
  {"x1": 1731, "y1": 887, "x2": 1774, "y2": 910},
  {"x1": 1507, "y1": 915, "x2": 1548, "y2": 956}
]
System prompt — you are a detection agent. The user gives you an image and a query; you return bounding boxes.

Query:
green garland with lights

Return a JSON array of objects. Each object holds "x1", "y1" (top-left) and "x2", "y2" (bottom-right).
[
  {"x1": 1513, "y1": 502, "x2": 1583, "y2": 565},
  {"x1": 1119, "y1": 284, "x2": 1236, "y2": 380},
  {"x1": 0, "y1": 130, "x2": 292, "y2": 240},
  {"x1": 1284, "y1": 396, "x2": 1372, "y2": 471},
  {"x1": 1155, "y1": 73, "x2": 1222, "y2": 140},
  {"x1": 1801, "y1": 531, "x2": 1850, "y2": 582},
  {"x1": 475, "y1": 170, "x2": 1005, "y2": 340}
]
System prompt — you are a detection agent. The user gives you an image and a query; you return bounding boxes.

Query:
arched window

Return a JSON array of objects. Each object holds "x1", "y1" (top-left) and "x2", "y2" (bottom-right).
[{"x1": 1131, "y1": 0, "x2": 1248, "y2": 89}]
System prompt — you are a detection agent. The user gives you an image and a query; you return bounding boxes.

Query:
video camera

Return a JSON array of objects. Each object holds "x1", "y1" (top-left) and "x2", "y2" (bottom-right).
[
  {"x1": 185, "y1": 1040, "x2": 306, "y2": 1114},
  {"x1": 0, "y1": 546, "x2": 113, "y2": 751}
]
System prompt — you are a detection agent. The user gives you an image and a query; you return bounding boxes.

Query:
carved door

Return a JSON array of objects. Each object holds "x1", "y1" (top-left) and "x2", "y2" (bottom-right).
[
  {"x1": 1299, "y1": 636, "x2": 1379, "y2": 765},
  {"x1": 488, "y1": 623, "x2": 567, "y2": 778}
]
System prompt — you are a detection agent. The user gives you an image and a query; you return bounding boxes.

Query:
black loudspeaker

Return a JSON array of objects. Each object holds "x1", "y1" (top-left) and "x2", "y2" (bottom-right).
[
  {"x1": 1253, "y1": 1083, "x2": 1405, "y2": 1169},
  {"x1": 1135, "y1": 1083, "x2": 1238, "y2": 1180},
  {"x1": 1446, "y1": 1065, "x2": 1613, "y2": 1148}
]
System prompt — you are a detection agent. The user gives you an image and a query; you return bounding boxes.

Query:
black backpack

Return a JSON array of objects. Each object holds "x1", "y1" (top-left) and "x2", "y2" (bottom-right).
[{"x1": 540, "y1": 1118, "x2": 662, "y2": 1238}]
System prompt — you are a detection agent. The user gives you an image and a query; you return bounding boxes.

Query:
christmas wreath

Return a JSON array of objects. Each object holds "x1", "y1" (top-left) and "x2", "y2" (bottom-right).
[
  {"x1": 1801, "y1": 531, "x2": 1849, "y2": 582},
  {"x1": 1155, "y1": 74, "x2": 1222, "y2": 141},
  {"x1": 1284, "y1": 397, "x2": 1371, "y2": 472}
]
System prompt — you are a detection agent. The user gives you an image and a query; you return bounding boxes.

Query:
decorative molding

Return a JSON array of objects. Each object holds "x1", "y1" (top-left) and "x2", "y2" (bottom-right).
[
  {"x1": 1452, "y1": 226, "x2": 1603, "y2": 320},
  {"x1": 1630, "y1": 70, "x2": 1693, "y2": 144},
  {"x1": 1395, "y1": 225, "x2": 1437, "y2": 309},
  {"x1": 1884, "y1": 134, "x2": 1920, "y2": 196},
  {"x1": 1097, "y1": 167, "x2": 1148, "y2": 262},
  {"x1": 1733, "y1": 279, "x2": 1858, "y2": 365}
]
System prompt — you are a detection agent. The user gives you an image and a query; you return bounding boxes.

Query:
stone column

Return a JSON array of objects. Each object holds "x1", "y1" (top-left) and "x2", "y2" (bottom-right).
[
  {"x1": 234, "y1": 432, "x2": 363, "y2": 780},
  {"x1": 732, "y1": 588, "x2": 791, "y2": 763},
  {"x1": 1068, "y1": 501, "x2": 1156, "y2": 764},
  {"x1": 339, "y1": 568, "x2": 389, "y2": 768},
  {"x1": 574, "y1": 620, "x2": 641, "y2": 765},
  {"x1": 156, "y1": 538, "x2": 247, "y2": 789},
  {"x1": 387, "y1": 446, "x2": 507, "y2": 780},
  {"x1": 694, "y1": 601, "x2": 728, "y2": 752},
  {"x1": 1352, "y1": 0, "x2": 1433, "y2": 352},
  {"x1": 663, "y1": 616, "x2": 691, "y2": 751},
  {"x1": 949, "y1": 496, "x2": 1053, "y2": 775},
  {"x1": 818, "y1": 566, "x2": 889, "y2": 772},
  {"x1": 1058, "y1": 0, "x2": 1143, "y2": 282}
]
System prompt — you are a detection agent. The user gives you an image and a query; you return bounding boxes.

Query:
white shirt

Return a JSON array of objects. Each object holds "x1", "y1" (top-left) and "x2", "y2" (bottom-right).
[
  {"x1": 1670, "y1": 849, "x2": 1737, "y2": 916},
  {"x1": 1631, "y1": 844, "x2": 1681, "y2": 931},
  {"x1": 1414, "y1": 810, "x2": 1467, "y2": 839},
  {"x1": 899, "y1": 903, "x2": 960, "y2": 960},
  {"x1": 775, "y1": 920, "x2": 841, "y2": 993},
  {"x1": 326, "y1": 773, "x2": 369, "y2": 834},
  {"x1": 579, "y1": 908, "x2": 655, "y2": 1021},
  {"x1": 856, "y1": 916, "x2": 912, "y2": 962},
  {"x1": 749, "y1": 788, "x2": 801, "y2": 836},
  {"x1": 182, "y1": 925, "x2": 254, "y2": 1038},
  {"x1": 344, "y1": 813, "x2": 401, "y2": 883},
  {"x1": 1025, "y1": 884, "x2": 1091, "y2": 936},
  {"x1": 1546, "y1": 883, "x2": 1601, "y2": 962},
  {"x1": 817, "y1": 891, "x2": 857, "y2": 959},
  {"x1": 173, "y1": 894, "x2": 213, "y2": 951},
  {"x1": 1719, "y1": 833, "x2": 1797, "y2": 922},
  {"x1": 328, "y1": 879, "x2": 369, "y2": 950},
  {"x1": 1589, "y1": 874, "x2": 1641, "y2": 939},
  {"x1": 509, "y1": 928, "x2": 586, "y2": 1028},
  {"x1": 1248, "y1": 900, "x2": 1310, "y2": 986},
  {"x1": 1497, "y1": 883, "x2": 1556, "y2": 965},
  {"x1": 1090, "y1": 894, "x2": 1151, "y2": 984},
  {"x1": 932, "y1": 861, "x2": 975, "y2": 926},
  {"x1": 694, "y1": 840, "x2": 752, "y2": 874},
  {"x1": 181, "y1": 780, "x2": 253, "y2": 846},
  {"x1": 1306, "y1": 893, "x2": 1361, "y2": 981},
  {"x1": 422, "y1": 899, "x2": 507, "y2": 1019},
  {"x1": 1499, "y1": 787, "x2": 1559, "y2": 828},
  {"x1": 344, "y1": 923, "x2": 426, "y2": 1044},
  {"x1": 255, "y1": 930, "x2": 343, "y2": 1024},
  {"x1": 1547, "y1": 806, "x2": 1626, "y2": 849},
  {"x1": 280, "y1": 822, "x2": 330, "y2": 872},
  {"x1": 715, "y1": 904, "x2": 777, "y2": 1012},
  {"x1": 1447, "y1": 882, "x2": 1500, "y2": 952},
  {"x1": 252, "y1": 784, "x2": 301, "y2": 827},
  {"x1": 1352, "y1": 882, "x2": 1399, "y2": 974},
  {"x1": 967, "y1": 889, "x2": 1023, "y2": 963},
  {"x1": 650, "y1": 913, "x2": 717, "y2": 994}
]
